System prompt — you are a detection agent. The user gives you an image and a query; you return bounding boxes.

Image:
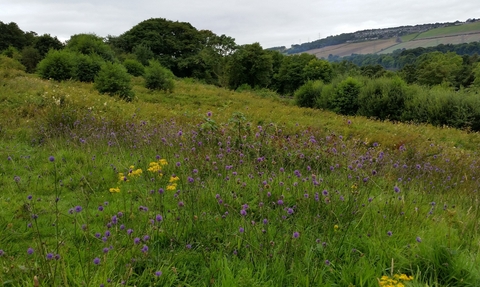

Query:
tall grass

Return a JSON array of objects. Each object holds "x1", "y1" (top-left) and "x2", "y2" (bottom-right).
[{"x1": 1, "y1": 68, "x2": 480, "y2": 286}]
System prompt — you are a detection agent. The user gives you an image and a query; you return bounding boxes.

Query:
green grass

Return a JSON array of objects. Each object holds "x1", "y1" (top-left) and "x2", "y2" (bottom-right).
[{"x1": 1, "y1": 68, "x2": 480, "y2": 286}]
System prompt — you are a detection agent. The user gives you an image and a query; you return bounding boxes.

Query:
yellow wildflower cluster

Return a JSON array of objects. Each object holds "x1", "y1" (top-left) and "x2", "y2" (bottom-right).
[
  {"x1": 109, "y1": 187, "x2": 120, "y2": 193},
  {"x1": 166, "y1": 175, "x2": 180, "y2": 191},
  {"x1": 128, "y1": 166, "x2": 143, "y2": 177},
  {"x1": 378, "y1": 274, "x2": 413, "y2": 287},
  {"x1": 147, "y1": 159, "x2": 168, "y2": 174}
]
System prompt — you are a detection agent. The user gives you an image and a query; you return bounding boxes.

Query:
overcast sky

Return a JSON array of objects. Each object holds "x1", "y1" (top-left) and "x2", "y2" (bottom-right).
[{"x1": 1, "y1": 0, "x2": 479, "y2": 48}]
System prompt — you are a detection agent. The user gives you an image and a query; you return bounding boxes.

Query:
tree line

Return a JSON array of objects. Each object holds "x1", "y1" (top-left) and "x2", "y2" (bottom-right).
[{"x1": 3, "y1": 18, "x2": 480, "y2": 130}]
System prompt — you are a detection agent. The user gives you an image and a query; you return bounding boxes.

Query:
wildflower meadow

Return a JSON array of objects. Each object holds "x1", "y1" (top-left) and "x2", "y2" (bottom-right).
[{"x1": 1, "y1": 72, "x2": 480, "y2": 286}]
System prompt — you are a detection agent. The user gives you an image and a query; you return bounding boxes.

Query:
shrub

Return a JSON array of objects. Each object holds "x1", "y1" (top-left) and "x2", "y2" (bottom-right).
[
  {"x1": 0, "y1": 54, "x2": 25, "y2": 71},
  {"x1": 74, "y1": 53, "x2": 103, "y2": 82},
  {"x1": 37, "y1": 49, "x2": 75, "y2": 81},
  {"x1": 144, "y1": 60, "x2": 174, "y2": 92},
  {"x1": 94, "y1": 62, "x2": 134, "y2": 101},
  {"x1": 133, "y1": 44, "x2": 154, "y2": 66},
  {"x1": 123, "y1": 59, "x2": 145, "y2": 76},
  {"x1": 294, "y1": 80, "x2": 324, "y2": 108},
  {"x1": 20, "y1": 46, "x2": 41, "y2": 73},
  {"x1": 331, "y1": 77, "x2": 362, "y2": 115},
  {"x1": 358, "y1": 77, "x2": 409, "y2": 121}
]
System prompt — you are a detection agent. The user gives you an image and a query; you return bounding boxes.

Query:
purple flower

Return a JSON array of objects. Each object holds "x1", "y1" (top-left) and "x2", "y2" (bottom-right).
[
  {"x1": 394, "y1": 186, "x2": 400, "y2": 193},
  {"x1": 46, "y1": 253, "x2": 54, "y2": 260},
  {"x1": 49, "y1": 156, "x2": 55, "y2": 162},
  {"x1": 105, "y1": 230, "x2": 111, "y2": 237},
  {"x1": 75, "y1": 206, "x2": 82, "y2": 213},
  {"x1": 141, "y1": 245, "x2": 149, "y2": 253},
  {"x1": 240, "y1": 209, "x2": 247, "y2": 216},
  {"x1": 263, "y1": 218, "x2": 268, "y2": 224},
  {"x1": 127, "y1": 229, "x2": 133, "y2": 235},
  {"x1": 416, "y1": 237, "x2": 422, "y2": 243},
  {"x1": 155, "y1": 270, "x2": 162, "y2": 277},
  {"x1": 239, "y1": 227, "x2": 245, "y2": 233},
  {"x1": 322, "y1": 190, "x2": 328, "y2": 196},
  {"x1": 95, "y1": 232, "x2": 101, "y2": 238},
  {"x1": 143, "y1": 235, "x2": 150, "y2": 242},
  {"x1": 185, "y1": 244, "x2": 192, "y2": 249},
  {"x1": 287, "y1": 208, "x2": 294, "y2": 215},
  {"x1": 98, "y1": 205, "x2": 104, "y2": 211},
  {"x1": 325, "y1": 259, "x2": 331, "y2": 266},
  {"x1": 178, "y1": 201, "x2": 184, "y2": 207},
  {"x1": 93, "y1": 257, "x2": 100, "y2": 265},
  {"x1": 134, "y1": 237, "x2": 141, "y2": 244},
  {"x1": 156, "y1": 214, "x2": 163, "y2": 222},
  {"x1": 387, "y1": 231, "x2": 393, "y2": 236},
  {"x1": 293, "y1": 232, "x2": 299, "y2": 238},
  {"x1": 277, "y1": 199, "x2": 284, "y2": 205},
  {"x1": 0, "y1": 250, "x2": 4, "y2": 256},
  {"x1": 27, "y1": 247, "x2": 34, "y2": 255},
  {"x1": 111, "y1": 215, "x2": 117, "y2": 224},
  {"x1": 103, "y1": 247, "x2": 109, "y2": 253}
]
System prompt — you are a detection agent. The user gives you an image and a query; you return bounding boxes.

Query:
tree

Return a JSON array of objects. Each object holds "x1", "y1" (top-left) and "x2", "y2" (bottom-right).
[
  {"x1": 66, "y1": 34, "x2": 115, "y2": 62},
  {"x1": 116, "y1": 18, "x2": 204, "y2": 77},
  {"x1": 228, "y1": 43, "x2": 273, "y2": 89},
  {"x1": 34, "y1": 34, "x2": 64, "y2": 57},
  {"x1": 273, "y1": 53, "x2": 316, "y2": 95},
  {"x1": 0, "y1": 21, "x2": 27, "y2": 51},
  {"x1": 415, "y1": 52, "x2": 463, "y2": 86},
  {"x1": 302, "y1": 58, "x2": 333, "y2": 83}
]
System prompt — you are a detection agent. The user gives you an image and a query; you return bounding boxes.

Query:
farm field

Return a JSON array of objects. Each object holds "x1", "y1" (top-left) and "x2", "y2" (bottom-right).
[
  {"x1": 305, "y1": 38, "x2": 398, "y2": 59},
  {"x1": 1, "y1": 68, "x2": 480, "y2": 286}
]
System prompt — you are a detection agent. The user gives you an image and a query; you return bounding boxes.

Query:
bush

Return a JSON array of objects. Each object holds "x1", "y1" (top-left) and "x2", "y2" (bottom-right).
[
  {"x1": 37, "y1": 49, "x2": 75, "y2": 81},
  {"x1": 94, "y1": 62, "x2": 134, "y2": 101},
  {"x1": 357, "y1": 77, "x2": 409, "y2": 121},
  {"x1": 123, "y1": 59, "x2": 145, "y2": 76},
  {"x1": 20, "y1": 46, "x2": 41, "y2": 73},
  {"x1": 0, "y1": 55, "x2": 25, "y2": 71},
  {"x1": 144, "y1": 60, "x2": 174, "y2": 92},
  {"x1": 294, "y1": 80, "x2": 324, "y2": 108},
  {"x1": 331, "y1": 77, "x2": 362, "y2": 115},
  {"x1": 74, "y1": 53, "x2": 103, "y2": 82}
]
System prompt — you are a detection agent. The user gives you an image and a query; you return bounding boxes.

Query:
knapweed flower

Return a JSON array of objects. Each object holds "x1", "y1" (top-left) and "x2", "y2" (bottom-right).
[
  {"x1": 293, "y1": 232, "x2": 299, "y2": 238},
  {"x1": 387, "y1": 231, "x2": 393, "y2": 236},
  {"x1": 155, "y1": 270, "x2": 162, "y2": 277},
  {"x1": 49, "y1": 156, "x2": 55, "y2": 162},
  {"x1": 75, "y1": 206, "x2": 83, "y2": 213},
  {"x1": 93, "y1": 257, "x2": 100, "y2": 265},
  {"x1": 239, "y1": 227, "x2": 245, "y2": 233},
  {"x1": 394, "y1": 186, "x2": 400, "y2": 193},
  {"x1": 46, "y1": 253, "x2": 54, "y2": 260},
  {"x1": 416, "y1": 236, "x2": 422, "y2": 243},
  {"x1": 27, "y1": 247, "x2": 34, "y2": 255},
  {"x1": 109, "y1": 187, "x2": 120, "y2": 193},
  {"x1": 156, "y1": 214, "x2": 163, "y2": 222},
  {"x1": 141, "y1": 245, "x2": 149, "y2": 253}
]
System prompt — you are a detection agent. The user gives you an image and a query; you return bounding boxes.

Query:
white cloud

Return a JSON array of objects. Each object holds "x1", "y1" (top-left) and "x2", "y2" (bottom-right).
[{"x1": 1, "y1": 0, "x2": 479, "y2": 47}]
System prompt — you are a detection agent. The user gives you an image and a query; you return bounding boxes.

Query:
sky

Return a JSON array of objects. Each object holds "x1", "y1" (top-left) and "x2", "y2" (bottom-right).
[{"x1": 1, "y1": 0, "x2": 479, "y2": 49}]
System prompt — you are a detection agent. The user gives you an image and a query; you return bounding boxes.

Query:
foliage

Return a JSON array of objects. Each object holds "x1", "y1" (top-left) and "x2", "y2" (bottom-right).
[
  {"x1": 357, "y1": 77, "x2": 410, "y2": 121},
  {"x1": 331, "y1": 77, "x2": 362, "y2": 115},
  {"x1": 273, "y1": 53, "x2": 316, "y2": 95},
  {"x1": 36, "y1": 49, "x2": 75, "y2": 81},
  {"x1": 94, "y1": 62, "x2": 134, "y2": 101},
  {"x1": 74, "y1": 53, "x2": 103, "y2": 82},
  {"x1": 144, "y1": 60, "x2": 175, "y2": 92},
  {"x1": 123, "y1": 59, "x2": 145, "y2": 76},
  {"x1": 66, "y1": 33, "x2": 115, "y2": 62},
  {"x1": 132, "y1": 44, "x2": 154, "y2": 66},
  {"x1": 302, "y1": 58, "x2": 333, "y2": 83},
  {"x1": 228, "y1": 43, "x2": 273, "y2": 89},
  {"x1": 20, "y1": 46, "x2": 42, "y2": 73},
  {"x1": 415, "y1": 52, "x2": 463, "y2": 86},
  {"x1": 0, "y1": 21, "x2": 28, "y2": 51},
  {"x1": 33, "y1": 34, "x2": 64, "y2": 57},
  {"x1": 0, "y1": 55, "x2": 25, "y2": 71},
  {"x1": 294, "y1": 80, "x2": 324, "y2": 108}
]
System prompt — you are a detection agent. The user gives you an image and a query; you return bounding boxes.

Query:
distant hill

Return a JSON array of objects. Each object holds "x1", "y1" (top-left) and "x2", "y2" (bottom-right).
[{"x1": 273, "y1": 19, "x2": 480, "y2": 58}]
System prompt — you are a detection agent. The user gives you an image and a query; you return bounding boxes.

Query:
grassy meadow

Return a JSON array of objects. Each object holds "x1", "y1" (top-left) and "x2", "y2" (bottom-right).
[{"x1": 2, "y1": 68, "x2": 480, "y2": 286}]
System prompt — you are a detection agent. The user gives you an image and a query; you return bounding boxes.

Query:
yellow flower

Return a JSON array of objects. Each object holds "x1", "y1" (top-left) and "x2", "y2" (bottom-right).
[
  {"x1": 118, "y1": 172, "x2": 128, "y2": 182},
  {"x1": 109, "y1": 187, "x2": 120, "y2": 193},
  {"x1": 169, "y1": 176, "x2": 179, "y2": 183},
  {"x1": 159, "y1": 159, "x2": 168, "y2": 166},
  {"x1": 166, "y1": 183, "x2": 177, "y2": 191},
  {"x1": 334, "y1": 224, "x2": 339, "y2": 231}
]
